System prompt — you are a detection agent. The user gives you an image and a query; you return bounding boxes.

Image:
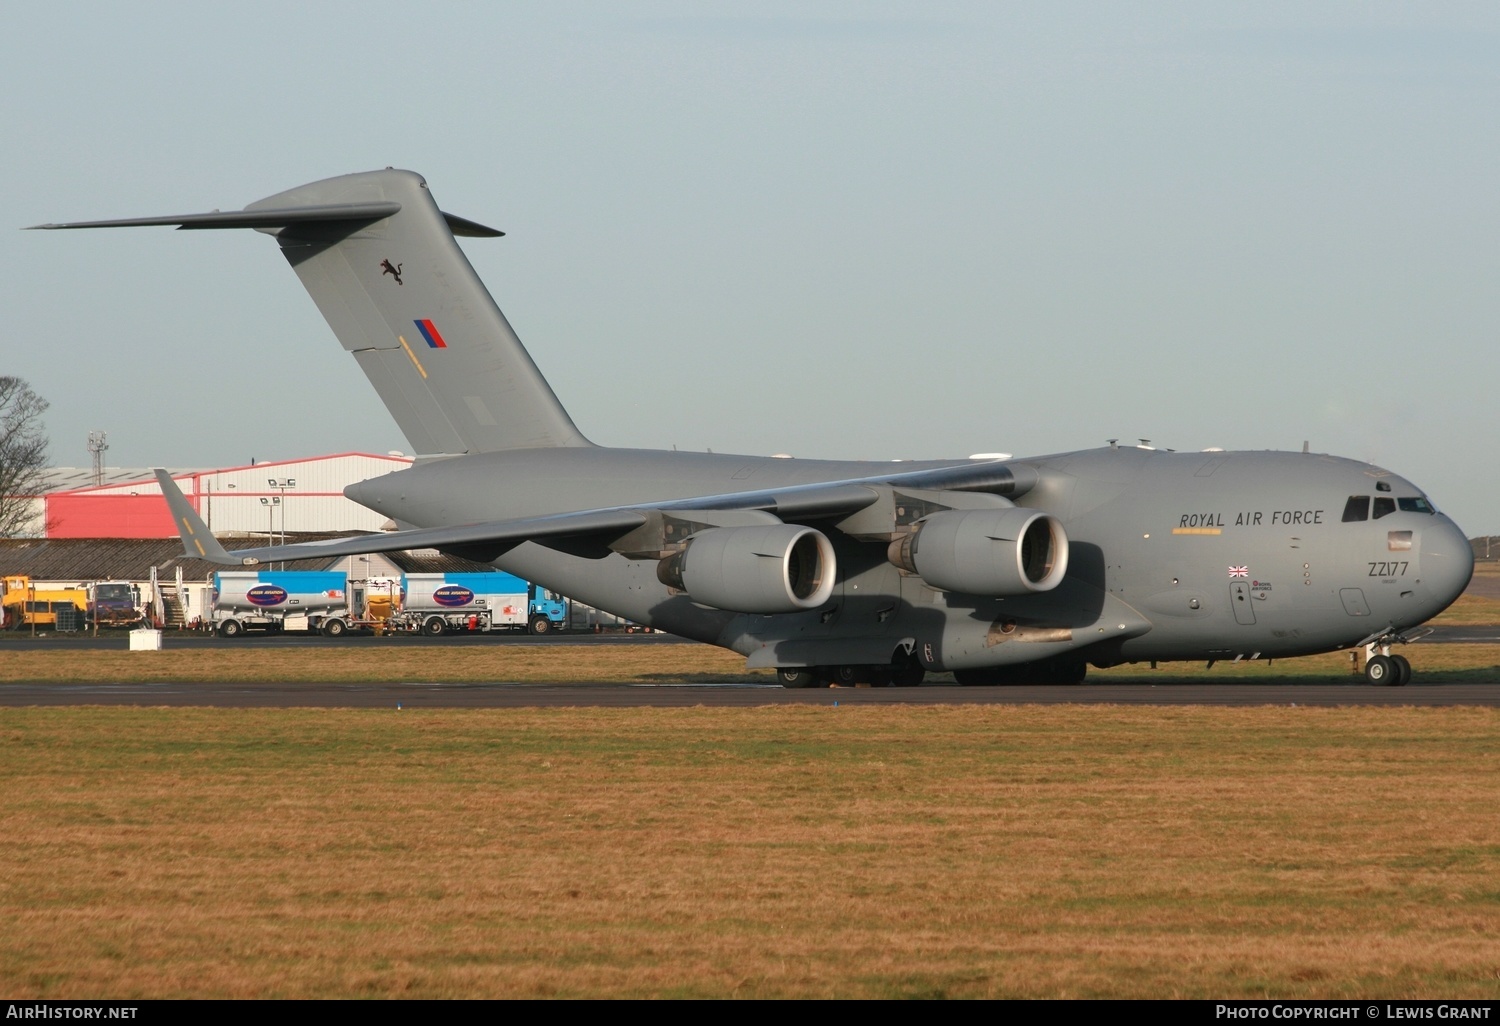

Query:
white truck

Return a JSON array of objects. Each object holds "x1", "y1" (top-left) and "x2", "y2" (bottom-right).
[{"x1": 210, "y1": 571, "x2": 357, "y2": 637}]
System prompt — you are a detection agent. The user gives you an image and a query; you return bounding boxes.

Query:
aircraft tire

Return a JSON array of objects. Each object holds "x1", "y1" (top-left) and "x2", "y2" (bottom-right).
[
  {"x1": 217, "y1": 619, "x2": 243, "y2": 639},
  {"x1": 423, "y1": 616, "x2": 447, "y2": 637},
  {"x1": 777, "y1": 668, "x2": 819, "y2": 689},
  {"x1": 1048, "y1": 659, "x2": 1088, "y2": 685},
  {"x1": 322, "y1": 618, "x2": 348, "y2": 639},
  {"x1": 831, "y1": 665, "x2": 860, "y2": 686},
  {"x1": 1365, "y1": 654, "x2": 1396, "y2": 685},
  {"x1": 1391, "y1": 653, "x2": 1412, "y2": 687},
  {"x1": 890, "y1": 663, "x2": 925, "y2": 687}
]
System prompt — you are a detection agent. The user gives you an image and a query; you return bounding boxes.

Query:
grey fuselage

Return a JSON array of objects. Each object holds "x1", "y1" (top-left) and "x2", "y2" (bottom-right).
[{"x1": 347, "y1": 443, "x2": 1474, "y2": 671}]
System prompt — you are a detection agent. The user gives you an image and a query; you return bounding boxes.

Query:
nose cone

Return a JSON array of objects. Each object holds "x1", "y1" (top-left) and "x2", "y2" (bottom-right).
[{"x1": 1420, "y1": 516, "x2": 1475, "y2": 619}]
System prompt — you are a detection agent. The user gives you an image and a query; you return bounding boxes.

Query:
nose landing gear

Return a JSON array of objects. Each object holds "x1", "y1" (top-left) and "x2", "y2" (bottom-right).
[
  {"x1": 1364, "y1": 653, "x2": 1412, "y2": 686},
  {"x1": 1356, "y1": 627, "x2": 1429, "y2": 686}
]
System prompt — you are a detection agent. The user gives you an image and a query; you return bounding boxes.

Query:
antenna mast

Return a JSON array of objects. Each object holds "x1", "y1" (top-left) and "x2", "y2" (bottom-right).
[{"x1": 87, "y1": 431, "x2": 109, "y2": 487}]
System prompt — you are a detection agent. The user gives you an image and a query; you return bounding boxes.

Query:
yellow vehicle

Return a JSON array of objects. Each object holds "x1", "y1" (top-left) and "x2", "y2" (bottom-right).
[{"x1": 2, "y1": 576, "x2": 88, "y2": 631}]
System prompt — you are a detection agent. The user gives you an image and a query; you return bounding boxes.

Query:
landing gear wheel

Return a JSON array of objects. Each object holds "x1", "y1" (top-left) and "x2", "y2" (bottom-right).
[
  {"x1": 777, "y1": 668, "x2": 819, "y2": 689},
  {"x1": 529, "y1": 615, "x2": 552, "y2": 635},
  {"x1": 1048, "y1": 659, "x2": 1088, "y2": 685},
  {"x1": 830, "y1": 665, "x2": 860, "y2": 686},
  {"x1": 322, "y1": 618, "x2": 348, "y2": 638},
  {"x1": 423, "y1": 616, "x2": 447, "y2": 637},
  {"x1": 1391, "y1": 653, "x2": 1412, "y2": 687},
  {"x1": 216, "y1": 619, "x2": 243, "y2": 638},
  {"x1": 890, "y1": 663, "x2": 925, "y2": 687},
  {"x1": 1365, "y1": 654, "x2": 1395, "y2": 685}
]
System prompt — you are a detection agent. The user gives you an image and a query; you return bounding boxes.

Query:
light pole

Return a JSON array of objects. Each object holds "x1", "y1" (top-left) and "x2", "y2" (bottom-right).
[
  {"x1": 259, "y1": 497, "x2": 280, "y2": 569},
  {"x1": 267, "y1": 478, "x2": 295, "y2": 570}
]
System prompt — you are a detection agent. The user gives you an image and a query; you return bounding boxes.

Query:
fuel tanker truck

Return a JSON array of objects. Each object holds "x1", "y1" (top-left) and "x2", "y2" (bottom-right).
[
  {"x1": 210, "y1": 571, "x2": 359, "y2": 637},
  {"x1": 210, "y1": 571, "x2": 568, "y2": 637},
  {"x1": 403, "y1": 572, "x2": 569, "y2": 636}
]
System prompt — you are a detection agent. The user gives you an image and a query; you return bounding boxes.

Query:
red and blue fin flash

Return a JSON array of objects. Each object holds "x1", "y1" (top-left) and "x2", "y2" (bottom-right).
[{"x1": 414, "y1": 319, "x2": 447, "y2": 348}]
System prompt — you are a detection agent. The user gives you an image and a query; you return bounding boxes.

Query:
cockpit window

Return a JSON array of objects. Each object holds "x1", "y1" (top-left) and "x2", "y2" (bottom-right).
[
  {"x1": 1341, "y1": 496, "x2": 1370, "y2": 523},
  {"x1": 1372, "y1": 497, "x2": 1396, "y2": 519},
  {"x1": 1398, "y1": 497, "x2": 1435, "y2": 514},
  {"x1": 1375, "y1": 481, "x2": 1392, "y2": 492}
]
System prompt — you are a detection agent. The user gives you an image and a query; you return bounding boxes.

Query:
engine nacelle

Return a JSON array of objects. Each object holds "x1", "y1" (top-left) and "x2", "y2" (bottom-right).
[
  {"x1": 657, "y1": 525, "x2": 837, "y2": 614},
  {"x1": 887, "y1": 508, "x2": 1068, "y2": 595}
]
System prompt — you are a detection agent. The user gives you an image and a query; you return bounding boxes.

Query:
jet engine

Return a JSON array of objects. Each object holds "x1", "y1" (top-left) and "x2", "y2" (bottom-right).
[
  {"x1": 656, "y1": 525, "x2": 837, "y2": 614},
  {"x1": 887, "y1": 508, "x2": 1068, "y2": 595}
]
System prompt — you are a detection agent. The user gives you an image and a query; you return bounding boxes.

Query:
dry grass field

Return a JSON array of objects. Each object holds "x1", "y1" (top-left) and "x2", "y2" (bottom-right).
[{"x1": 2, "y1": 704, "x2": 1498, "y2": 998}]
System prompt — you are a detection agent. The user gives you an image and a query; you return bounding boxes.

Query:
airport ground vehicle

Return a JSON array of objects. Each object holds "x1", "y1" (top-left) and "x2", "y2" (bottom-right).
[
  {"x1": 210, "y1": 570, "x2": 567, "y2": 637},
  {"x1": 404, "y1": 572, "x2": 568, "y2": 635},
  {"x1": 210, "y1": 571, "x2": 356, "y2": 637},
  {"x1": 86, "y1": 581, "x2": 144, "y2": 628},
  {"x1": 2, "y1": 575, "x2": 87, "y2": 631}
]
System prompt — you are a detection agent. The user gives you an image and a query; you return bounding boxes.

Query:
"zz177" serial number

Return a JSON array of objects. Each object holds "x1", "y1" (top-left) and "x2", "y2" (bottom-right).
[{"x1": 1369, "y1": 561, "x2": 1409, "y2": 577}]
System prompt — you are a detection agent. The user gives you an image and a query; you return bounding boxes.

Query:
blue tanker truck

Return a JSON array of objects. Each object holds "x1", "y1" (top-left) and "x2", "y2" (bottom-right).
[{"x1": 210, "y1": 570, "x2": 568, "y2": 637}]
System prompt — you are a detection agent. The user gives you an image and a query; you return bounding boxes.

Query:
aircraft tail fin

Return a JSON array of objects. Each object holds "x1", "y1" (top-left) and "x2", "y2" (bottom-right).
[
  {"x1": 153, "y1": 470, "x2": 243, "y2": 565},
  {"x1": 39, "y1": 170, "x2": 591, "y2": 457}
]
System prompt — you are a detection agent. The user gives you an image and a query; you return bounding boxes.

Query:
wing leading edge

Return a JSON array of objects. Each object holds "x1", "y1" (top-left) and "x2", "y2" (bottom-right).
[{"x1": 154, "y1": 459, "x2": 1038, "y2": 566}]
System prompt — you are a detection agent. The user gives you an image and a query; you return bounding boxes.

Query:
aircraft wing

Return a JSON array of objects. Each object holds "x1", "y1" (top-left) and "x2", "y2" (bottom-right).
[
  {"x1": 154, "y1": 458, "x2": 1037, "y2": 566},
  {"x1": 153, "y1": 470, "x2": 647, "y2": 566}
]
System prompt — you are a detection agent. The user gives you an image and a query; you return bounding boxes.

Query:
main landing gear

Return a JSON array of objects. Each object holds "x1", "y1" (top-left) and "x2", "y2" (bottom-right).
[
  {"x1": 776, "y1": 653, "x2": 926, "y2": 689},
  {"x1": 953, "y1": 658, "x2": 1087, "y2": 686}
]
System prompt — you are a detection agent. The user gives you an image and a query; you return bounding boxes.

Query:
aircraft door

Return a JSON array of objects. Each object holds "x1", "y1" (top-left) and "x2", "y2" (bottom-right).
[
  {"x1": 1229, "y1": 581, "x2": 1256, "y2": 625},
  {"x1": 1339, "y1": 588, "x2": 1371, "y2": 617}
]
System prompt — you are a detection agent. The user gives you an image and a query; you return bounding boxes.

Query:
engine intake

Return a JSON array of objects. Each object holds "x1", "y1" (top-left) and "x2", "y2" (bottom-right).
[
  {"x1": 657, "y1": 525, "x2": 836, "y2": 614},
  {"x1": 888, "y1": 508, "x2": 1068, "y2": 595}
]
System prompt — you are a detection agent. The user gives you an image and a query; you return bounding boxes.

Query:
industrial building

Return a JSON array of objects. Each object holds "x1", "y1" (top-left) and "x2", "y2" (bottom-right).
[
  {"x1": 24, "y1": 452, "x2": 414, "y2": 539},
  {"x1": 3, "y1": 452, "x2": 412, "y2": 628}
]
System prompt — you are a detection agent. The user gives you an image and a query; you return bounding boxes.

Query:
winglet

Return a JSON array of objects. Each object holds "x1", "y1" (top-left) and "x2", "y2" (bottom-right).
[{"x1": 153, "y1": 470, "x2": 256, "y2": 565}]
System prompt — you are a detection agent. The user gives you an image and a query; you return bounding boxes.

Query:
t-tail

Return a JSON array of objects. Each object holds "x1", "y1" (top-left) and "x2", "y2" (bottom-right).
[{"x1": 31, "y1": 169, "x2": 591, "y2": 457}]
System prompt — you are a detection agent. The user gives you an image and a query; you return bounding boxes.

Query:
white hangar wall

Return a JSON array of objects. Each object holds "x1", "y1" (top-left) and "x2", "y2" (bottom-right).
[{"x1": 46, "y1": 452, "x2": 413, "y2": 538}]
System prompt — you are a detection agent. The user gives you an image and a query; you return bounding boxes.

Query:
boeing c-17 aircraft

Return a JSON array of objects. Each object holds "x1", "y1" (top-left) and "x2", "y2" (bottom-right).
[{"x1": 34, "y1": 169, "x2": 1474, "y2": 686}]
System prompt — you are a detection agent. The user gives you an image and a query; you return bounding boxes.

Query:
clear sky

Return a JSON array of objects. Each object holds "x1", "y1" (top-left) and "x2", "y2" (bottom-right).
[{"x1": 5, "y1": 2, "x2": 1497, "y2": 534}]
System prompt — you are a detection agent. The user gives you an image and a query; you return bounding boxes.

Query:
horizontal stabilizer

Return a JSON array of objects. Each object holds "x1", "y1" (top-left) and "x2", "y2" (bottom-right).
[
  {"x1": 28, "y1": 202, "x2": 403, "y2": 232},
  {"x1": 29, "y1": 205, "x2": 502, "y2": 237}
]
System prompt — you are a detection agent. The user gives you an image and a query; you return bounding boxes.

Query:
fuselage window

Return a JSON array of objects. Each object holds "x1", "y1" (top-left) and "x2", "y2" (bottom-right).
[
  {"x1": 1372, "y1": 497, "x2": 1396, "y2": 519},
  {"x1": 1376, "y1": 481, "x2": 1392, "y2": 492},
  {"x1": 1398, "y1": 497, "x2": 1435, "y2": 514},
  {"x1": 1342, "y1": 496, "x2": 1370, "y2": 522}
]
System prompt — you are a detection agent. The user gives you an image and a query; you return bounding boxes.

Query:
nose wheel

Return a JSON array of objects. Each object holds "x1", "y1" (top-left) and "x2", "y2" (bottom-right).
[{"x1": 1365, "y1": 653, "x2": 1412, "y2": 686}]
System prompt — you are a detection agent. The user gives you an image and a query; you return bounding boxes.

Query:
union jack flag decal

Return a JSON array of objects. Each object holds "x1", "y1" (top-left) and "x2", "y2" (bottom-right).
[{"x1": 1228, "y1": 565, "x2": 1249, "y2": 578}]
